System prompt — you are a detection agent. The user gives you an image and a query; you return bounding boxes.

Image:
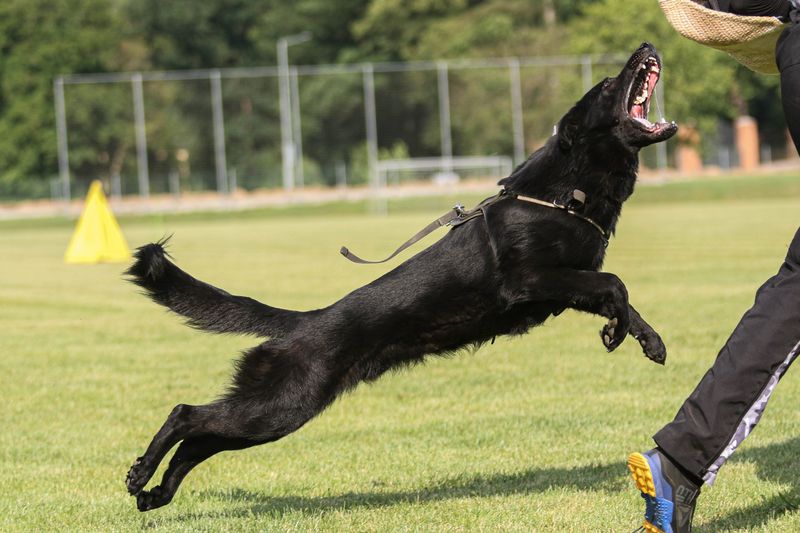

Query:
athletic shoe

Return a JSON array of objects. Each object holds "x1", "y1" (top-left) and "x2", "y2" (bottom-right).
[{"x1": 627, "y1": 449, "x2": 701, "y2": 533}]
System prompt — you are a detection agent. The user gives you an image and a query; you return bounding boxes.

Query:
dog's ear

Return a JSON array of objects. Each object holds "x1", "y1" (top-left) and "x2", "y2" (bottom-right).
[{"x1": 557, "y1": 115, "x2": 579, "y2": 152}]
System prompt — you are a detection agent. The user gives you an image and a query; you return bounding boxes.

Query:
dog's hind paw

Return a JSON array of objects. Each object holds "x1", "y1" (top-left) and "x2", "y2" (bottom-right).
[
  {"x1": 136, "y1": 485, "x2": 172, "y2": 512},
  {"x1": 125, "y1": 456, "x2": 152, "y2": 496}
]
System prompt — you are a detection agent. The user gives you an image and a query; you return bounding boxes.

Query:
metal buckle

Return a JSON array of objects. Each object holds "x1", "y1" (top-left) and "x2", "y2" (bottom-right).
[{"x1": 453, "y1": 203, "x2": 467, "y2": 216}]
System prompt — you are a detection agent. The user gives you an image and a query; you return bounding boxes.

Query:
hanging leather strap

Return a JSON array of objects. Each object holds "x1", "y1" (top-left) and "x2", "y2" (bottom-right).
[
  {"x1": 340, "y1": 191, "x2": 505, "y2": 264},
  {"x1": 340, "y1": 208, "x2": 463, "y2": 264}
]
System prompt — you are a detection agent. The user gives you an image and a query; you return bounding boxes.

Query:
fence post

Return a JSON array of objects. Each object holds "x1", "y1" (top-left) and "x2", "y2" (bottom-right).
[
  {"x1": 229, "y1": 167, "x2": 238, "y2": 193},
  {"x1": 508, "y1": 58, "x2": 526, "y2": 166},
  {"x1": 169, "y1": 170, "x2": 180, "y2": 197},
  {"x1": 655, "y1": 83, "x2": 668, "y2": 171},
  {"x1": 53, "y1": 76, "x2": 71, "y2": 201},
  {"x1": 210, "y1": 69, "x2": 229, "y2": 194},
  {"x1": 111, "y1": 174, "x2": 122, "y2": 199},
  {"x1": 362, "y1": 64, "x2": 379, "y2": 191},
  {"x1": 132, "y1": 73, "x2": 150, "y2": 197},
  {"x1": 581, "y1": 55, "x2": 593, "y2": 94},
  {"x1": 278, "y1": 40, "x2": 295, "y2": 192},
  {"x1": 290, "y1": 67, "x2": 305, "y2": 188},
  {"x1": 437, "y1": 61, "x2": 453, "y2": 175}
]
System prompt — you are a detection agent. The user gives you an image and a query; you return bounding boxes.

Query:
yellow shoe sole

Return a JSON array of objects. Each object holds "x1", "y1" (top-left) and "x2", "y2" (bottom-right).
[{"x1": 628, "y1": 452, "x2": 668, "y2": 533}]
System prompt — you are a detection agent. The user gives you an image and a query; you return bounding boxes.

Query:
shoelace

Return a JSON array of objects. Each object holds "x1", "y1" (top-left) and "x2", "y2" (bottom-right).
[
  {"x1": 643, "y1": 493, "x2": 656, "y2": 521},
  {"x1": 631, "y1": 493, "x2": 672, "y2": 533}
]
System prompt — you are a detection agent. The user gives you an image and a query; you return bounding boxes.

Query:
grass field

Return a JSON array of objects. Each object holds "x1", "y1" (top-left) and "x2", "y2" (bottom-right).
[{"x1": 3, "y1": 175, "x2": 800, "y2": 532}]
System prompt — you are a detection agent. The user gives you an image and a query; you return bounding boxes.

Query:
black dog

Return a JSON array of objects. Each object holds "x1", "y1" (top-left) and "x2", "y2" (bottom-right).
[{"x1": 125, "y1": 43, "x2": 677, "y2": 511}]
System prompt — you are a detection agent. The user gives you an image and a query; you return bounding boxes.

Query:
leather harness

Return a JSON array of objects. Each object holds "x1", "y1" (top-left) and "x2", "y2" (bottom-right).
[{"x1": 340, "y1": 188, "x2": 610, "y2": 265}]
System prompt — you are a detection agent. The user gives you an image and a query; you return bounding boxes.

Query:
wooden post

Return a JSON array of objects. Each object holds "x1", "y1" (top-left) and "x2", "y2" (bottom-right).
[{"x1": 735, "y1": 116, "x2": 759, "y2": 170}]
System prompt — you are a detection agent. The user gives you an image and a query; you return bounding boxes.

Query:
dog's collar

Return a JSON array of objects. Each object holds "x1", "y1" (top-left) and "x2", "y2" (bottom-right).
[{"x1": 506, "y1": 189, "x2": 610, "y2": 247}]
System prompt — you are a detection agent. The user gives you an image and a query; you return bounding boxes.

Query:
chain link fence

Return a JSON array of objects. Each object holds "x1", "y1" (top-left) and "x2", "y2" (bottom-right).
[{"x1": 52, "y1": 53, "x2": 668, "y2": 202}]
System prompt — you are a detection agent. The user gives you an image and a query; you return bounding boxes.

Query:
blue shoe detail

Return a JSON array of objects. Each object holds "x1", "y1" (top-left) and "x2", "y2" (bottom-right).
[
  {"x1": 650, "y1": 495, "x2": 675, "y2": 532},
  {"x1": 628, "y1": 451, "x2": 676, "y2": 533},
  {"x1": 644, "y1": 450, "x2": 673, "y2": 503}
]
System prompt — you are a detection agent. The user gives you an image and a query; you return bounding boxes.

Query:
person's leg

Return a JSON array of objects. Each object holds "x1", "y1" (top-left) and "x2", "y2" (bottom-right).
[
  {"x1": 655, "y1": 228, "x2": 800, "y2": 481},
  {"x1": 628, "y1": 9, "x2": 800, "y2": 533},
  {"x1": 777, "y1": 21, "x2": 800, "y2": 154},
  {"x1": 651, "y1": 23, "x2": 800, "y2": 483},
  {"x1": 629, "y1": 227, "x2": 800, "y2": 532}
]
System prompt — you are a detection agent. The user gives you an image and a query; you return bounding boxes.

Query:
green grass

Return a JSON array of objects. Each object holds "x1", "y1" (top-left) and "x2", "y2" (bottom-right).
[
  {"x1": 2, "y1": 175, "x2": 800, "y2": 531},
  {"x1": 4, "y1": 171, "x2": 800, "y2": 232}
]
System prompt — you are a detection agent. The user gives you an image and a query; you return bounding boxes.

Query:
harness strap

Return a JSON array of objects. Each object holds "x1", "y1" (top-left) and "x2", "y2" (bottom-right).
[
  {"x1": 340, "y1": 208, "x2": 462, "y2": 265},
  {"x1": 515, "y1": 193, "x2": 610, "y2": 245}
]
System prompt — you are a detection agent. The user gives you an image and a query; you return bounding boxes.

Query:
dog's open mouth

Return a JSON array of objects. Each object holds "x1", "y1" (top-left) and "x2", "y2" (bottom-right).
[{"x1": 626, "y1": 55, "x2": 672, "y2": 133}]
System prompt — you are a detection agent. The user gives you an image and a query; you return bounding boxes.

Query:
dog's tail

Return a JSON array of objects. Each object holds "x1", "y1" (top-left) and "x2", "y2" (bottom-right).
[{"x1": 126, "y1": 239, "x2": 300, "y2": 338}]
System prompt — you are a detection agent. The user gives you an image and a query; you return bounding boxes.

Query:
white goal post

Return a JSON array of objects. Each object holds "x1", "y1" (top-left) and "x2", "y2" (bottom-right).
[{"x1": 375, "y1": 155, "x2": 514, "y2": 188}]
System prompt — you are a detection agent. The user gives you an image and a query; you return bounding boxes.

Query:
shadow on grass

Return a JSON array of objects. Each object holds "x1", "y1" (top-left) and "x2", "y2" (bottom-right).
[
  {"x1": 153, "y1": 460, "x2": 627, "y2": 523},
  {"x1": 698, "y1": 436, "x2": 800, "y2": 532},
  {"x1": 144, "y1": 438, "x2": 800, "y2": 528}
]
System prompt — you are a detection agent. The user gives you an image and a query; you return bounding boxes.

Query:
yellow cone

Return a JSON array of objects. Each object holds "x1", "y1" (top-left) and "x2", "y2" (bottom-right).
[{"x1": 65, "y1": 180, "x2": 132, "y2": 264}]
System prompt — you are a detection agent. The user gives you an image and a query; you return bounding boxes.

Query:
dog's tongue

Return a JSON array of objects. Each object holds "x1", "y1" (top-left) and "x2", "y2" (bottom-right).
[
  {"x1": 630, "y1": 69, "x2": 658, "y2": 121},
  {"x1": 647, "y1": 71, "x2": 659, "y2": 98}
]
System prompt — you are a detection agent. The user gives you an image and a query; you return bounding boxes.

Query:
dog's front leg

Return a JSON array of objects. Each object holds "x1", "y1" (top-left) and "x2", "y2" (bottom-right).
[
  {"x1": 507, "y1": 269, "x2": 632, "y2": 351},
  {"x1": 627, "y1": 305, "x2": 667, "y2": 364},
  {"x1": 507, "y1": 269, "x2": 666, "y2": 362}
]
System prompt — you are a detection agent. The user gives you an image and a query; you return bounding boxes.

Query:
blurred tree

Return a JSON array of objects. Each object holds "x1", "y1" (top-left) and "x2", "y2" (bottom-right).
[
  {"x1": 125, "y1": 0, "x2": 266, "y2": 69},
  {"x1": 249, "y1": 0, "x2": 370, "y2": 64},
  {"x1": 0, "y1": 0, "x2": 121, "y2": 197},
  {"x1": 734, "y1": 66, "x2": 786, "y2": 159}
]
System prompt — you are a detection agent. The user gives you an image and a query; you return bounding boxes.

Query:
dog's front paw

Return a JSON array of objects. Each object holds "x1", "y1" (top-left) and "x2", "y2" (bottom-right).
[
  {"x1": 126, "y1": 456, "x2": 152, "y2": 495},
  {"x1": 636, "y1": 331, "x2": 667, "y2": 365},
  {"x1": 136, "y1": 485, "x2": 172, "y2": 512},
  {"x1": 600, "y1": 316, "x2": 629, "y2": 352}
]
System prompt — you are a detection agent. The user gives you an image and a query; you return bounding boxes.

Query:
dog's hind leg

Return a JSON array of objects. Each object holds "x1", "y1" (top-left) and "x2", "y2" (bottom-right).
[
  {"x1": 126, "y1": 403, "x2": 221, "y2": 496},
  {"x1": 134, "y1": 435, "x2": 256, "y2": 512},
  {"x1": 128, "y1": 399, "x2": 322, "y2": 511},
  {"x1": 127, "y1": 342, "x2": 337, "y2": 510}
]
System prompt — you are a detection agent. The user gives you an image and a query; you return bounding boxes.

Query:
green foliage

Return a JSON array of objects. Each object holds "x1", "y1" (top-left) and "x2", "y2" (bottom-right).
[
  {"x1": 0, "y1": 0, "x2": 791, "y2": 197},
  {"x1": 0, "y1": 0, "x2": 119, "y2": 195},
  {"x1": 124, "y1": 0, "x2": 266, "y2": 69},
  {"x1": 353, "y1": 0, "x2": 470, "y2": 60}
]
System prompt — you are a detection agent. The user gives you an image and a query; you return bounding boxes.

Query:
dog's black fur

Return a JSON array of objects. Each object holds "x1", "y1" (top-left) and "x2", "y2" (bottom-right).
[{"x1": 125, "y1": 43, "x2": 677, "y2": 511}]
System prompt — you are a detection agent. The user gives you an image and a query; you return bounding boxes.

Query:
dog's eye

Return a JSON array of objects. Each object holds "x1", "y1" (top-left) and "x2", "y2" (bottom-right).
[{"x1": 601, "y1": 78, "x2": 613, "y2": 90}]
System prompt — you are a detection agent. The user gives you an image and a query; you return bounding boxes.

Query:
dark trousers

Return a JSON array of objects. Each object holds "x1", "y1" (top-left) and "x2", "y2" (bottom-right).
[
  {"x1": 653, "y1": 23, "x2": 800, "y2": 484},
  {"x1": 654, "y1": 229, "x2": 800, "y2": 483}
]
